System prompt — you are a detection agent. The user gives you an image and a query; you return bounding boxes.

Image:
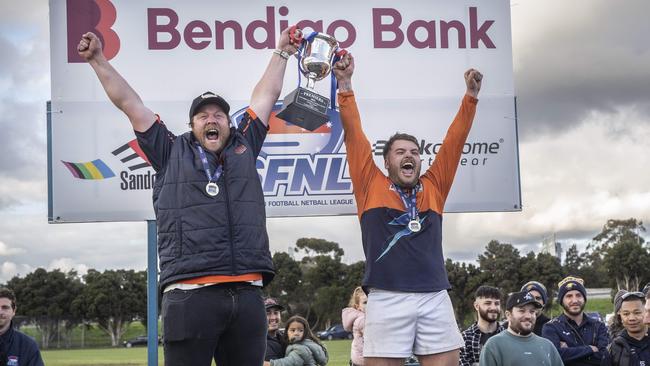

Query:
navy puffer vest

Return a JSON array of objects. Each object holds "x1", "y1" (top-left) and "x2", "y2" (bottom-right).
[{"x1": 152, "y1": 128, "x2": 274, "y2": 289}]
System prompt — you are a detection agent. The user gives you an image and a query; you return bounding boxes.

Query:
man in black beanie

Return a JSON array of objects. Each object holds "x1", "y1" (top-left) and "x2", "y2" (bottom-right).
[
  {"x1": 542, "y1": 276, "x2": 608, "y2": 365},
  {"x1": 520, "y1": 281, "x2": 551, "y2": 336}
]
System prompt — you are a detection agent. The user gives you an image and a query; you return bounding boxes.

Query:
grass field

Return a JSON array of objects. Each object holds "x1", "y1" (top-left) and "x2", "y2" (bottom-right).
[
  {"x1": 41, "y1": 340, "x2": 352, "y2": 366},
  {"x1": 36, "y1": 298, "x2": 615, "y2": 365}
]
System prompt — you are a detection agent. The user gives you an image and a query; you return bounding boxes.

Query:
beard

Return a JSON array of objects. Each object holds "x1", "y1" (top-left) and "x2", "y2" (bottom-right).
[
  {"x1": 478, "y1": 308, "x2": 500, "y2": 323},
  {"x1": 510, "y1": 318, "x2": 534, "y2": 336},
  {"x1": 562, "y1": 301, "x2": 586, "y2": 316}
]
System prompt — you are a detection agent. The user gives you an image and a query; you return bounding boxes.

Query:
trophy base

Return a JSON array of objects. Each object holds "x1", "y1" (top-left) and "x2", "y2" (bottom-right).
[{"x1": 276, "y1": 87, "x2": 330, "y2": 131}]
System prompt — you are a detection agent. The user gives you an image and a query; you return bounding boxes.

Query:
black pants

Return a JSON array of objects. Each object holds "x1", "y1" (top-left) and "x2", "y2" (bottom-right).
[{"x1": 162, "y1": 283, "x2": 267, "y2": 366}]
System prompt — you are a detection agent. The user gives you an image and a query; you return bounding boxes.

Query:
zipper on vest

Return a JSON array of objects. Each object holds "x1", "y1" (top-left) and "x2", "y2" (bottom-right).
[{"x1": 221, "y1": 156, "x2": 236, "y2": 275}]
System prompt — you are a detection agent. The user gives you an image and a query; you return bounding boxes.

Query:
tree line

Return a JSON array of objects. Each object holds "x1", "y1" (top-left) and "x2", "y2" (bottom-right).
[{"x1": 3, "y1": 218, "x2": 647, "y2": 348}]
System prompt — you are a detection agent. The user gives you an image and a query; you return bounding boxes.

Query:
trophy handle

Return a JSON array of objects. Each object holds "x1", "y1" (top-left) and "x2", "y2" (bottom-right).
[{"x1": 289, "y1": 25, "x2": 303, "y2": 46}]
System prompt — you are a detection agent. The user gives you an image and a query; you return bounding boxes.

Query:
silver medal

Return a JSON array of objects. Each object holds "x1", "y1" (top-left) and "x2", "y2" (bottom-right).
[
  {"x1": 206, "y1": 182, "x2": 219, "y2": 197},
  {"x1": 408, "y1": 220, "x2": 421, "y2": 233}
]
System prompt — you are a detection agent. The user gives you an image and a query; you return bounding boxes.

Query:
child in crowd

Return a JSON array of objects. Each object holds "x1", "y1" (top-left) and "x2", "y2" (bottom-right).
[
  {"x1": 342, "y1": 286, "x2": 367, "y2": 366},
  {"x1": 269, "y1": 316, "x2": 328, "y2": 366}
]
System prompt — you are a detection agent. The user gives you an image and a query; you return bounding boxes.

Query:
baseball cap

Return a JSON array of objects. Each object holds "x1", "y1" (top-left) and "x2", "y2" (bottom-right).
[
  {"x1": 520, "y1": 281, "x2": 548, "y2": 305},
  {"x1": 506, "y1": 291, "x2": 543, "y2": 311},
  {"x1": 189, "y1": 91, "x2": 230, "y2": 122},
  {"x1": 264, "y1": 297, "x2": 285, "y2": 311}
]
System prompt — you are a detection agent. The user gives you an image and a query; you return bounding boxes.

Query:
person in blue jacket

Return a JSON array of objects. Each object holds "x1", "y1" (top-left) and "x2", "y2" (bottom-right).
[
  {"x1": 542, "y1": 276, "x2": 608, "y2": 365},
  {"x1": 0, "y1": 287, "x2": 44, "y2": 366}
]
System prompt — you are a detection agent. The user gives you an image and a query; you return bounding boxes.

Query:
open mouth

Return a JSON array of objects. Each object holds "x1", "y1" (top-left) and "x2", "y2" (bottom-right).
[
  {"x1": 401, "y1": 161, "x2": 415, "y2": 176},
  {"x1": 205, "y1": 128, "x2": 219, "y2": 141}
]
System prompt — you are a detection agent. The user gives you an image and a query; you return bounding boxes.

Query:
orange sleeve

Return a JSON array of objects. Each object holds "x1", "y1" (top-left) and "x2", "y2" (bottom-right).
[
  {"x1": 338, "y1": 91, "x2": 382, "y2": 216},
  {"x1": 422, "y1": 94, "x2": 478, "y2": 208}
]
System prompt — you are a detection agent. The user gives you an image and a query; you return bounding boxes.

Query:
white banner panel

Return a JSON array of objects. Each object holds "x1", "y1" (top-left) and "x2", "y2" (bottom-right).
[{"x1": 49, "y1": 0, "x2": 519, "y2": 222}]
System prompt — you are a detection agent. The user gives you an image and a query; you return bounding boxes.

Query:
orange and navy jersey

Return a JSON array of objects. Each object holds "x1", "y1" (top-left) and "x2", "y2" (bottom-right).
[{"x1": 338, "y1": 91, "x2": 477, "y2": 292}]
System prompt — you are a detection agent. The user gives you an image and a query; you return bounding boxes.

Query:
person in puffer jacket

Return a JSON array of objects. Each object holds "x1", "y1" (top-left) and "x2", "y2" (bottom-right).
[
  {"x1": 342, "y1": 286, "x2": 367, "y2": 366},
  {"x1": 268, "y1": 316, "x2": 328, "y2": 366}
]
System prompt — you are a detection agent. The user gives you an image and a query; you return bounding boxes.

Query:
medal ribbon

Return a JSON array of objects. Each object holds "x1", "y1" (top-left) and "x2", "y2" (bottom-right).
[
  {"x1": 195, "y1": 143, "x2": 223, "y2": 184},
  {"x1": 393, "y1": 184, "x2": 420, "y2": 225}
]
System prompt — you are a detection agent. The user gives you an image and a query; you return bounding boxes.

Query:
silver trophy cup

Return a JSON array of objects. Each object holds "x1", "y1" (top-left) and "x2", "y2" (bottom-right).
[{"x1": 276, "y1": 33, "x2": 340, "y2": 131}]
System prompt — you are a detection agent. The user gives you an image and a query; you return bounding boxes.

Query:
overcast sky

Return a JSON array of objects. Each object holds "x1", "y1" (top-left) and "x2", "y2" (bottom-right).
[{"x1": 1, "y1": 0, "x2": 649, "y2": 283}]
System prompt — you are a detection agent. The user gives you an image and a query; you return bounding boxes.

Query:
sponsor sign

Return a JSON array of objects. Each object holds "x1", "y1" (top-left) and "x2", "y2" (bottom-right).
[{"x1": 49, "y1": 0, "x2": 519, "y2": 222}]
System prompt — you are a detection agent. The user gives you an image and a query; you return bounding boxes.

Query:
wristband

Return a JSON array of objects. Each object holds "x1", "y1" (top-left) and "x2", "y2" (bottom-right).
[{"x1": 273, "y1": 49, "x2": 290, "y2": 60}]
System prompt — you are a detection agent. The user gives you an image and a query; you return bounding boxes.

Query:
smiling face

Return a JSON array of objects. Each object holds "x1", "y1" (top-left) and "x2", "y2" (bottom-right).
[
  {"x1": 507, "y1": 304, "x2": 537, "y2": 336},
  {"x1": 384, "y1": 139, "x2": 421, "y2": 189},
  {"x1": 475, "y1": 297, "x2": 501, "y2": 324},
  {"x1": 619, "y1": 299, "x2": 646, "y2": 337},
  {"x1": 266, "y1": 307, "x2": 282, "y2": 335},
  {"x1": 191, "y1": 104, "x2": 231, "y2": 153}
]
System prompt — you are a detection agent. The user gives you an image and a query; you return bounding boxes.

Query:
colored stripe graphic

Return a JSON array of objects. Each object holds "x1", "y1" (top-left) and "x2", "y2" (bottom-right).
[
  {"x1": 61, "y1": 159, "x2": 116, "y2": 179},
  {"x1": 112, "y1": 139, "x2": 151, "y2": 171}
]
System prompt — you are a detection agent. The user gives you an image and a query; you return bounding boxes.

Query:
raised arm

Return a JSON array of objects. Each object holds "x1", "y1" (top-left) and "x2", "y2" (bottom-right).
[
  {"x1": 333, "y1": 53, "x2": 382, "y2": 214},
  {"x1": 421, "y1": 69, "x2": 482, "y2": 204},
  {"x1": 78, "y1": 32, "x2": 155, "y2": 132},
  {"x1": 249, "y1": 26, "x2": 299, "y2": 126}
]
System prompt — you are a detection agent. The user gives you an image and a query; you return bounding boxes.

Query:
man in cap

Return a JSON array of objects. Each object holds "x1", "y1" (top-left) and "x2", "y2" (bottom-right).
[
  {"x1": 333, "y1": 51, "x2": 482, "y2": 366},
  {"x1": 602, "y1": 290, "x2": 649, "y2": 365},
  {"x1": 542, "y1": 276, "x2": 608, "y2": 365},
  {"x1": 265, "y1": 298, "x2": 286, "y2": 361},
  {"x1": 479, "y1": 291, "x2": 562, "y2": 366},
  {"x1": 520, "y1": 281, "x2": 551, "y2": 335},
  {"x1": 78, "y1": 25, "x2": 300, "y2": 366},
  {"x1": 459, "y1": 286, "x2": 504, "y2": 366}
]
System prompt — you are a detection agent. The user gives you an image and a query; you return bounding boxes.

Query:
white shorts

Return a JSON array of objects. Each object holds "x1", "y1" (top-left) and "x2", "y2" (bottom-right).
[{"x1": 363, "y1": 289, "x2": 463, "y2": 358}]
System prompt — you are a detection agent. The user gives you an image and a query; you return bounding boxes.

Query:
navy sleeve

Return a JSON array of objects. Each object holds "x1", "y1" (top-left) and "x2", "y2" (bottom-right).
[
  {"x1": 238, "y1": 108, "x2": 268, "y2": 157},
  {"x1": 542, "y1": 321, "x2": 594, "y2": 362},
  {"x1": 594, "y1": 322, "x2": 609, "y2": 358},
  {"x1": 134, "y1": 117, "x2": 177, "y2": 172}
]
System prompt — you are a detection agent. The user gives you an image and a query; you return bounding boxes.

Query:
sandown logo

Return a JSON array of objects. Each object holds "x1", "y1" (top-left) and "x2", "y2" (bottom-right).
[
  {"x1": 67, "y1": 0, "x2": 120, "y2": 63},
  {"x1": 62, "y1": 159, "x2": 115, "y2": 180},
  {"x1": 61, "y1": 139, "x2": 152, "y2": 188},
  {"x1": 233, "y1": 103, "x2": 351, "y2": 197}
]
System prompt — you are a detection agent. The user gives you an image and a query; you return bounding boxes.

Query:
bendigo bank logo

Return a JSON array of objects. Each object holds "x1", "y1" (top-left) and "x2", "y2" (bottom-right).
[
  {"x1": 67, "y1": 0, "x2": 120, "y2": 62},
  {"x1": 233, "y1": 104, "x2": 352, "y2": 197}
]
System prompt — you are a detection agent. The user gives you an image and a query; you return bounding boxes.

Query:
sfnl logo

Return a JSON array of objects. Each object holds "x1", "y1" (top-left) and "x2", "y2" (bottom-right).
[
  {"x1": 233, "y1": 105, "x2": 352, "y2": 198},
  {"x1": 66, "y1": 0, "x2": 120, "y2": 63}
]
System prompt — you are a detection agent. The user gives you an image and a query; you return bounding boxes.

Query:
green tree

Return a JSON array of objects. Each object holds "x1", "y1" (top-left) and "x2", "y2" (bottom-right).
[
  {"x1": 603, "y1": 238, "x2": 650, "y2": 291},
  {"x1": 294, "y1": 237, "x2": 344, "y2": 259},
  {"x1": 585, "y1": 218, "x2": 646, "y2": 288},
  {"x1": 74, "y1": 269, "x2": 146, "y2": 346},
  {"x1": 446, "y1": 259, "x2": 482, "y2": 327},
  {"x1": 563, "y1": 244, "x2": 582, "y2": 276},
  {"x1": 265, "y1": 252, "x2": 302, "y2": 312},
  {"x1": 477, "y1": 240, "x2": 522, "y2": 294},
  {"x1": 6, "y1": 269, "x2": 83, "y2": 349},
  {"x1": 519, "y1": 252, "x2": 563, "y2": 306}
]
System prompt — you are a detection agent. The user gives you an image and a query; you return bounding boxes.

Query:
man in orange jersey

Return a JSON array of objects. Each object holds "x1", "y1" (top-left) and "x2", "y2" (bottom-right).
[
  {"x1": 333, "y1": 53, "x2": 482, "y2": 366},
  {"x1": 78, "y1": 26, "x2": 301, "y2": 366}
]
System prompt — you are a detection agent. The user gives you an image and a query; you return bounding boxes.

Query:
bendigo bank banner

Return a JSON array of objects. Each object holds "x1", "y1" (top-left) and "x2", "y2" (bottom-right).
[{"x1": 49, "y1": 0, "x2": 519, "y2": 222}]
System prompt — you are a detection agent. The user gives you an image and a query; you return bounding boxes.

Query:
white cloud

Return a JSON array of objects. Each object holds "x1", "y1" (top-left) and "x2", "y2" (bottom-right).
[
  {"x1": 0, "y1": 261, "x2": 33, "y2": 283},
  {"x1": 442, "y1": 107, "x2": 650, "y2": 257},
  {"x1": 48, "y1": 258, "x2": 89, "y2": 276},
  {"x1": 0, "y1": 241, "x2": 25, "y2": 256}
]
